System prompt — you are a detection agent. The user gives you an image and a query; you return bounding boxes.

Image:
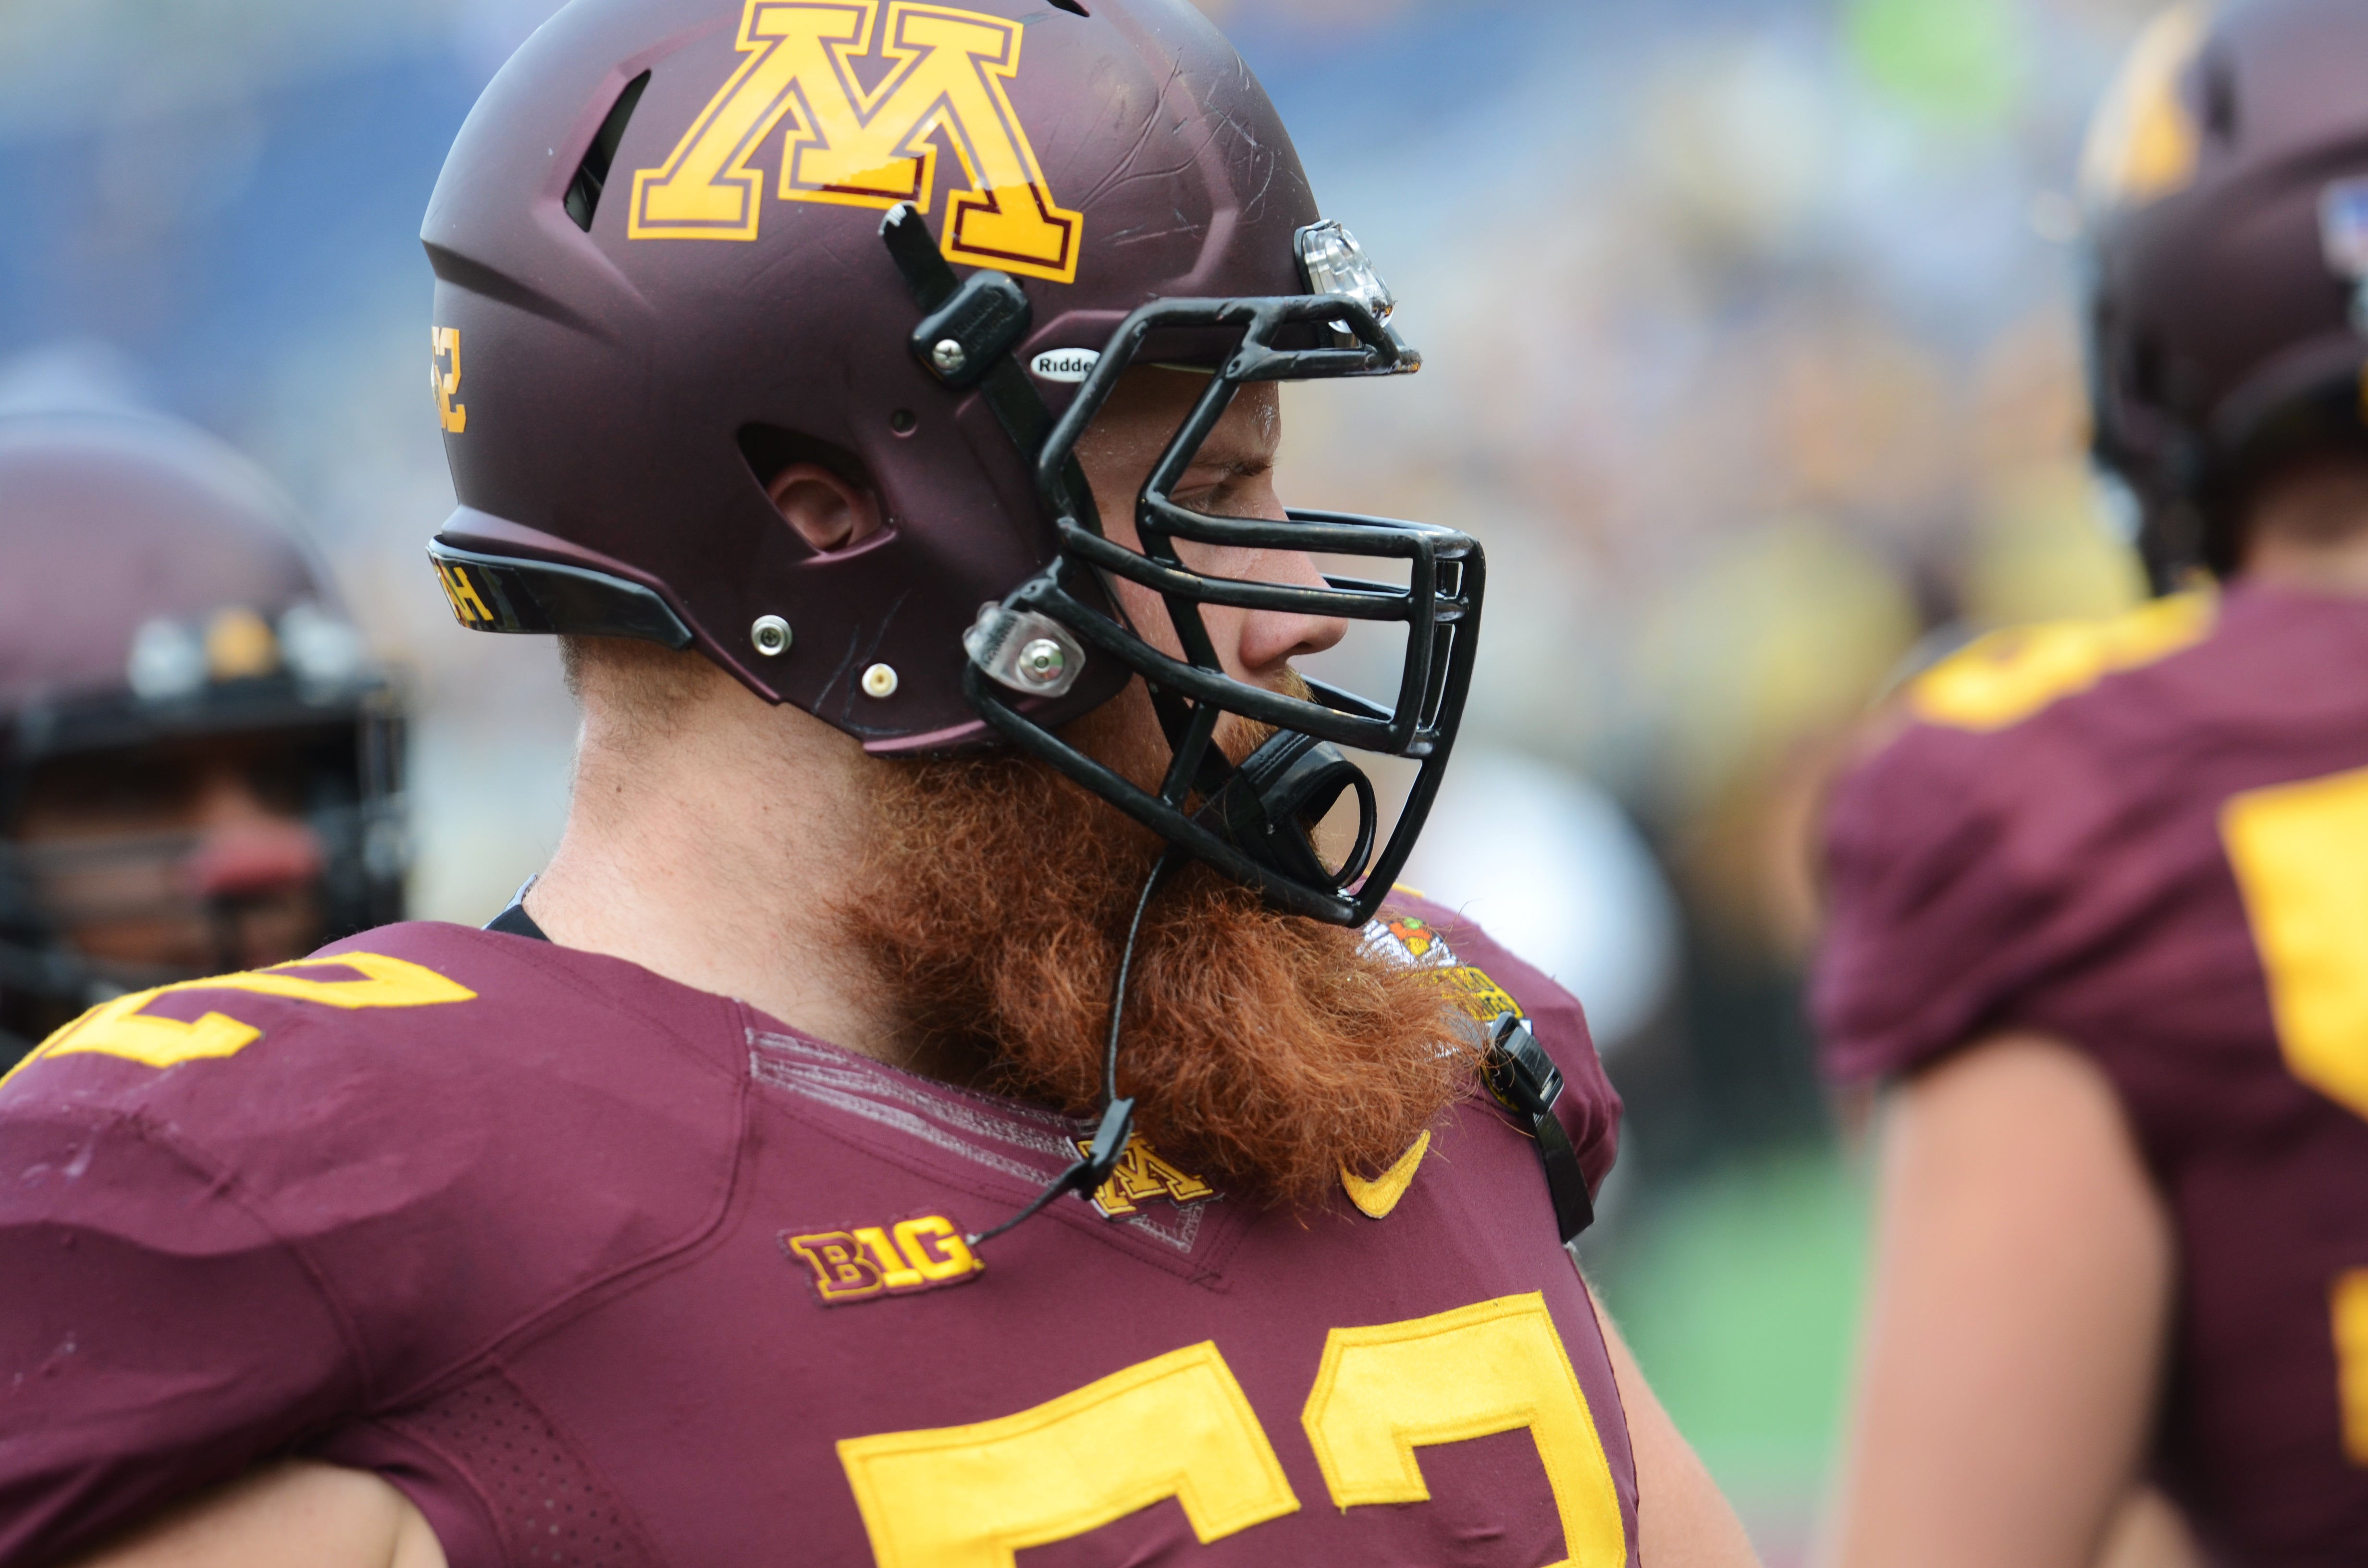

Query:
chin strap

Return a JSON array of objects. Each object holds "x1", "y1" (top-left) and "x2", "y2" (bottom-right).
[
  {"x1": 1482, "y1": 1011, "x2": 1595, "y2": 1246},
  {"x1": 967, "y1": 848, "x2": 1179, "y2": 1250},
  {"x1": 880, "y1": 203, "x2": 1098, "y2": 529}
]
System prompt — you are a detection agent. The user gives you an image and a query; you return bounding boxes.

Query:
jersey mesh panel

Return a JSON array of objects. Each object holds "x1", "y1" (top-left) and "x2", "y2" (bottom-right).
[{"x1": 390, "y1": 1370, "x2": 656, "y2": 1568}]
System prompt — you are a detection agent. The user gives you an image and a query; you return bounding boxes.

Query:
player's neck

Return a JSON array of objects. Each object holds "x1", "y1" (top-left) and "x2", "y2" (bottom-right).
[
  {"x1": 2237, "y1": 461, "x2": 2368, "y2": 597},
  {"x1": 521, "y1": 697, "x2": 923, "y2": 1072},
  {"x1": 2238, "y1": 532, "x2": 2368, "y2": 596}
]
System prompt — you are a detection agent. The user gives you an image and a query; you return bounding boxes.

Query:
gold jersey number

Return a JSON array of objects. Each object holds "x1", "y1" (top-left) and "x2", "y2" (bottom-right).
[
  {"x1": 2223, "y1": 766, "x2": 2368, "y2": 1463},
  {"x1": 837, "y1": 1291, "x2": 1625, "y2": 1567},
  {"x1": 0, "y1": 954, "x2": 477, "y2": 1090}
]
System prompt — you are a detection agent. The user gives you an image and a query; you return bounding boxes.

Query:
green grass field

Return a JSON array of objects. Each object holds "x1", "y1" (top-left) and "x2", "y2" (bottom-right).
[{"x1": 1591, "y1": 1147, "x2": 1873, "y2": 1562}]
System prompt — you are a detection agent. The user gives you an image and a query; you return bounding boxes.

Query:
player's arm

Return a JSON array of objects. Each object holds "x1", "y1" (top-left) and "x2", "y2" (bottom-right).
[
  {"x1": 1596, "y1": 1300, "x2": 1763, "y2": 1567},
  {"x1": 58, "y1": 1462, "x2": 444, "y2": 1568},
  {"x1": 0, "y1": 1104, "x2": 377, "y2": 1566},
  {"x1": 1822, "y1": 1032, "x2": 2179, "y2": 1568},
  {"x1": 2097, "y1": 1487, "x2": 2206, "y2": 1568}
]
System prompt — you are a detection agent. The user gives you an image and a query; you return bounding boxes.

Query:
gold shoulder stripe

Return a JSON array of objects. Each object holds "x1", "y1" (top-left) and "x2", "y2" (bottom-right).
[{"x1": 1909, "y1": 591, "x2": 2213, "y2": 734}]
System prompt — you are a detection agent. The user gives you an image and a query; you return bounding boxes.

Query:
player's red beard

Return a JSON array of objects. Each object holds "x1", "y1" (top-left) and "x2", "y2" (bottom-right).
[{"x1": 840, "y1": 681, "x2": 1476, "y2": 1207}]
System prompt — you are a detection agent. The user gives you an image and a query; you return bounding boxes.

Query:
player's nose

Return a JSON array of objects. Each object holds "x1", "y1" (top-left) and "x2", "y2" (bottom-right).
[
  {"x1": 1236, "y1": 548, "x2": 1348, "y2": 675},
  {"x1": 182, "y1": 761, "x2": 323, "y2": 899},
  {"x1": 182, "y1": 820, "x2": 325, "y2": 900}
]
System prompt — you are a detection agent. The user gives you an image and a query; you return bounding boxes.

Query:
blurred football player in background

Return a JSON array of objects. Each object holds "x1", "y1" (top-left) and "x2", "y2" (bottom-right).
[
  {"x1": 0, "y1": 405, "x2": 403, "y2": 1072},
  {"x1": 1815, "y1": 2, "x2": 2368, "y2": 1564},
  {"x1": 0, "y1": 1, "x2": 1756, "y2": 1565}
]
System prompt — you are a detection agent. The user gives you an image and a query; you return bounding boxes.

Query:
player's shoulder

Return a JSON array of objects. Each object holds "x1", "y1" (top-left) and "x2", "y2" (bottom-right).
[
  {"x1": 1829, "y1": 592, "x2": 2220, "y2": 883},
  {"x1": 0, "y1": 920, "x2": 745, "y2": 1150},
  {"x1": 1367, "y1": 892, "x2": 1586, "y2": 1036},
  {"x1": 0, "y1": 923, "x2": 751, "y2": 1391},
  {"x1": 1898, "y1": 589, "x2": 2216, "y2": 742},
  {"x1": 1813, "y1": 596, "x2": 2225, "y2": 1082},
  {"x1": 1369, "y1": 890, "x2": 1621, "y2": 1184}
]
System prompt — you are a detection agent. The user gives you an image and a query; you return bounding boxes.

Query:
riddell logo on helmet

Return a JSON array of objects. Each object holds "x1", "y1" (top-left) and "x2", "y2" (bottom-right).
[
  {"x1": 1029, "y1": 348, "x2": 1100, "y2": 383},
  {"x1": 628, "y1": 0, "x2": 1084, "y2": 283}
]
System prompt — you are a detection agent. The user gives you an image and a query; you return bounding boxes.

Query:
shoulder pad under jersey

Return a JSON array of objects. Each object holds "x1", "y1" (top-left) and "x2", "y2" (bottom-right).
[{"x1": 1367, "y1": 890, "x2": 1622, "y2": 1198}]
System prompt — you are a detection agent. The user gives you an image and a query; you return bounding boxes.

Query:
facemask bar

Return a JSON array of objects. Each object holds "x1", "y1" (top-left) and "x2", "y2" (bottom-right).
[{"x1": 961, "y1": 291, "x2": 1484, "y2": 927}]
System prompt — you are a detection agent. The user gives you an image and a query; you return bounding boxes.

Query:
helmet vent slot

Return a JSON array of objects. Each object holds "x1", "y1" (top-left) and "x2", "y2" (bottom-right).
[
  {"x1": 2201, "y1": 47, "x2": 2238, "y2": 143},
  {"x1": 565, "y1": 70, "x2": 652, "y2": 233},
  {"x1": 1048, "y1": 0, "x2": 1089, "y2": 14}
]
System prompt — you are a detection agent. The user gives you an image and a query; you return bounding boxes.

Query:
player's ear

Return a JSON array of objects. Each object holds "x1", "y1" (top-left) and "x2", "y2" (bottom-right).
[{"x1": 768, "y1": 463, "x2": 881, "y2": 554}]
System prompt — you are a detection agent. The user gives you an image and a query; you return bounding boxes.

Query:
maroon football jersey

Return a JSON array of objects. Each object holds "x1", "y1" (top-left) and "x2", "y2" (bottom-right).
[
  {"x1": 0, "y1": 894, "x2": 1636, "y2": 1568},
  {"x1": 1815, "y1": 583, "x2": 2368, "y2": 1563}
]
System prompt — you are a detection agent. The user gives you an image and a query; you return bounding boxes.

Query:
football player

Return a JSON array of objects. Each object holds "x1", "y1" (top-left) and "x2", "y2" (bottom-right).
[
  {"x1": 0, "y1": 405, "x2": 402, "y2": 1073},
  {"x1": 1815, "y1": 2, "x2": 2368, "y2": 1563},
  {"x1": 0, "y1": 2, "x2": 1756, "y2": 1566}
]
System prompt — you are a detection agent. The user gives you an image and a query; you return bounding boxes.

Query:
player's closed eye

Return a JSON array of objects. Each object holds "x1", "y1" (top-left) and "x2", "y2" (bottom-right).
[{"x1": 1176, "y1": 466, "x2": 1274, "y2": 520}]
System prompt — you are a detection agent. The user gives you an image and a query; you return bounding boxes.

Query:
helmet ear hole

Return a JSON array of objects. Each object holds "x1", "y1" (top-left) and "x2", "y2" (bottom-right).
[
  {"x1": 736, "y1": 425, "x2": 875, "y2": 492},
  {"x1": 738, "y1": 425, "x2": 887, "y2": 554},
  {"x1": 768, "y1": 465, "x2": 881, "y2": 554}
]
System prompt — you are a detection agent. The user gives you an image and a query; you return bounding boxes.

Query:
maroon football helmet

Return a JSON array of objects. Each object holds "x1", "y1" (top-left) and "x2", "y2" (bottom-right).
[
  {"x1": 421, "y1": 0, "x2": 1479, "y2": 925},
  {"x1": 0, "y1": 410, "x2": 405, "y2": 1056},
  {"x1": 2084, "y1": 0, "x2": 2368, "y2": 586}
]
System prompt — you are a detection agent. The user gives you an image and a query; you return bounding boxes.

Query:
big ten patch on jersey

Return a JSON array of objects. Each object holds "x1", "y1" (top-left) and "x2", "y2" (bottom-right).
[{"x1": 782, "y1": 1214, "x2": 983, "y2": 1306}]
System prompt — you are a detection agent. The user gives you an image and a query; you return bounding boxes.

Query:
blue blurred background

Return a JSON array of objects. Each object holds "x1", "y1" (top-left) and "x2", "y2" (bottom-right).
[{"x1": 0, "y1": 0, "x2": 2169, "y2": 1556}]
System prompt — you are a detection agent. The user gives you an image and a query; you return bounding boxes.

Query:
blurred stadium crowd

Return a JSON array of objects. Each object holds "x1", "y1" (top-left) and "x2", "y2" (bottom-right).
[{"x1": 0, "y1": 0, "x2": 2172, "y2": 1557}]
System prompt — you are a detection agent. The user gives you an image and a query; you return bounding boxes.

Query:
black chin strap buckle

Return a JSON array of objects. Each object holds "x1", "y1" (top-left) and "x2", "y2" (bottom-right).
[
  {"x1": 1198, "y1": 729, "x2": 1379, "y2": 890},
  {"x1": 1482, "y1": 1012, "x2": 1595, "y2": 1246},
  {"x1": 1073, "y1": 1097, "x2": 1137, "y2": 1192},
  {"x1": 966, "y1": 1097, "x2": 1135, "y2": 1250}
]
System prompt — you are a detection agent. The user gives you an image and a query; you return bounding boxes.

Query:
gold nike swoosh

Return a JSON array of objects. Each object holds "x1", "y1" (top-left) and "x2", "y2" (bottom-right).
[{"x1": 1341, "y1": 1130, "x2": 1431, "y2": 1220}]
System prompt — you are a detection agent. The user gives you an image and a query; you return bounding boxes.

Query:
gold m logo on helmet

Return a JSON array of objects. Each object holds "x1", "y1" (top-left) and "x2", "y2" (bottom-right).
[
  {"x1": 2081, "y1": 2, "x2": 2207, "y2": 209},
  {"x1": 629, "y1": 0, "x2": 1083, "y2": 282}
]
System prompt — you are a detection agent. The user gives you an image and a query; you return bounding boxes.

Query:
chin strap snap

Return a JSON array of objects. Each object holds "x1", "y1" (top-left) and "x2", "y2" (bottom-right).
[{"x1": 1481, "y1": 1012, "x2": 1595, "y2": 1246}]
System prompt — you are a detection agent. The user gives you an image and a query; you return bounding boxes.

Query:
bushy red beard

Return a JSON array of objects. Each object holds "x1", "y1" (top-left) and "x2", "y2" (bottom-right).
[{"x1": 838, "y1": 685, "x2": 1474, "y2": 1206}]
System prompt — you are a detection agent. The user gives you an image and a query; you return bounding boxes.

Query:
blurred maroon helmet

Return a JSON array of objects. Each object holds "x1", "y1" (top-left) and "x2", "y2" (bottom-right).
[
  {"x1": 0, "y1": 410, "x2": 405, "y2": 1049},
  {"x1": 2084, "y1": 0, "x2": 2368, "y2": 585},
  {"x1": 421, "y1": 0, "x2": 1480, "y2": 926}
]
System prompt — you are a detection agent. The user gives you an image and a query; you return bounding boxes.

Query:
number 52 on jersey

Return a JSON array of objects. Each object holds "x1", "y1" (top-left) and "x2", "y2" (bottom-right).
[{"x1": 838, "y1": 1291, "x2": 1627, "y2": 1568}]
